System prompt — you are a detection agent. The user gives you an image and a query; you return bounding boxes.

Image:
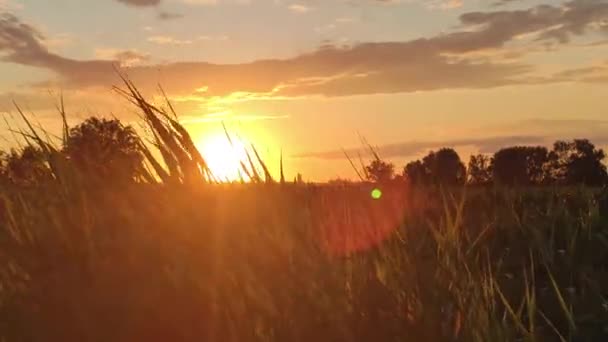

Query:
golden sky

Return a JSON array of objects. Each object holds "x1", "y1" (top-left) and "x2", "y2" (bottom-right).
[{"x1": 1, "y1": 0, "x2": 608, "y2": 180}]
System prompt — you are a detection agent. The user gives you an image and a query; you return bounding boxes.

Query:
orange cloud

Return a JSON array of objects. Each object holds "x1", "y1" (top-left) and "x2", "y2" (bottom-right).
[{"x1": 2, "y1": 1, "x2": 608, "y2": 100}]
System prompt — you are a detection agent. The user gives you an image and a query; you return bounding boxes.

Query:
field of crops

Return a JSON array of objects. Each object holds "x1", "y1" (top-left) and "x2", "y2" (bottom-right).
[
  {"x1": 2, "y1": 179, "x2": 607, "y2": 341},
  {"x1": 1, "y1": 84, "x2": 607, "y2": 341}
]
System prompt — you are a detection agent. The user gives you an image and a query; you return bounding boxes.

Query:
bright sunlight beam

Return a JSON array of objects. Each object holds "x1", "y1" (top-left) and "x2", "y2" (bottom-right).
[{"x1": 197, "y1": 134, "x2": 249, "y2": 182}]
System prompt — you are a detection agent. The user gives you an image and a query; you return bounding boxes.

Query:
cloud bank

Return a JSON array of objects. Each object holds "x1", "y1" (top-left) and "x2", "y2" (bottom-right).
[
  {"x1": 2, "y1": 1, "x2": 608, "y2": 99},
  {"x1": 295, "y1": 119, "x2": 608, "y2": 160},
  {"x1": 294, "y1": 135, "x2": 547, "y2": 160}
]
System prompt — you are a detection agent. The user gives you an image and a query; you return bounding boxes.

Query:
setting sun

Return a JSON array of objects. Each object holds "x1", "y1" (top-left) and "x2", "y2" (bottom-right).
[{"x1": 197, "y1": 134, "x2": 249, "y2": 182}]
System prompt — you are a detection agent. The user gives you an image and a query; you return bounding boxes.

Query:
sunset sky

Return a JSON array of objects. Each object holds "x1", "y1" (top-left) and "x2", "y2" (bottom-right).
[{"x1": 1, "y1": 0, "x2": 608, "y2": 180}]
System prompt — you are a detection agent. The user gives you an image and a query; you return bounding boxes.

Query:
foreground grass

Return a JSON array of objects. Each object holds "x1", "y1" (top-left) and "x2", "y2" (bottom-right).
[
  {"x1": 1, "y1": 180, "x2": 607, "y2": 341},
  {"x1": 1, "y1": 82, "x2": 607, "y2": 341}
]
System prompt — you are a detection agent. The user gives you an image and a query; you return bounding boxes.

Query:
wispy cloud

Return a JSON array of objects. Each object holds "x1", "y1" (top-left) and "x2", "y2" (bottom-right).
[
  {"x1": 146, "y1": 34, "x2": 227, "y2": 45},
  {"x1": 294, "y1": 135, "x2": 547, "y2": 159},
  {"x1": 427, "y1": 0, "x2": 464, "y2": 10},
  {"x1": 157, "y1": 11, "x2": 184, "y2": 20},
  {"x1": 492, "y1": 0, "x2": 523, "y2": 6},
  {"x1": 316, "y1": 16, "x2": 358, "y2": 33},
  {"x1": 288, "y1": 4, "x2": 313, "y2": 13},
  {"x1": 178, "y1": 113, "x2": 289, "y2": 124},
  {"x1": 198, "y1": 34, "x2": 229, "y2": 41},
  {"x1": 551, "y1": 60, "x2": 608, "y2": 83},
  {"x1": 295, "y1": 119, "x2": 608, "y2": 159},
  {"x1": 115, "y1": 0, "x2": 161, "y2": 7},
  {"x1": 94, "y1": 49, "x2": 150, "y2": 66},
  {"x1": 147, "y1": 35, "x2": 193, "y2": 45}
]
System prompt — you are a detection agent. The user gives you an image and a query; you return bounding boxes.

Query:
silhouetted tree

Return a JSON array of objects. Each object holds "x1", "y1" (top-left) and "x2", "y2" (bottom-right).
[
  {"x1": 403, "y1": 160, "x2": 428, "y2": 185},
  {"x1": 0, "y1": 146, "x2": 52, "y2": 186},
  {"x1": 547, "y1": 139, "x2": 607, "y2": 186},
  {"x1": 467, "y1": 154, "x2": 492, "y2": 185},
  {"x1": 403, "y1": 148, "x2": 465, "y2": 186},
  {"x1": 423, "y1": 148, "x2": 466, "y2": 186},
  {"x1": 64, "y1": 117, "x2": 143, "y2": 181},
  {"x1": 492, "y1": 146, "x2": 549, "y2": 186},
  {"x1": 599, "y1": 185, "x2": 608, "y2": 218},
  {"x1": 365, "y1": 159, "x2": 395, "y2": 183}
]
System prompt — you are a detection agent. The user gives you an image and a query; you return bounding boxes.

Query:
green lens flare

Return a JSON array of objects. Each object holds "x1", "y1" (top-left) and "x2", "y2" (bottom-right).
[{"x1": 371, "y1": 188, "x2": 382, "y2": 200}]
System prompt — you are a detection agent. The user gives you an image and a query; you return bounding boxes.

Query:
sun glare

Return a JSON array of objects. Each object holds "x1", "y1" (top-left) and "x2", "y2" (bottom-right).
[{"x1": 197, "y1": 135, "x2": 249, "y2": 182}]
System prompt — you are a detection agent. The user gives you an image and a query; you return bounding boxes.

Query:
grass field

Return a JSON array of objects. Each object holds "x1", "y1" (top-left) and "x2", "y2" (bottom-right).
[{"x1": 1, "y1": 84, "x2": 607, "y2": 341}]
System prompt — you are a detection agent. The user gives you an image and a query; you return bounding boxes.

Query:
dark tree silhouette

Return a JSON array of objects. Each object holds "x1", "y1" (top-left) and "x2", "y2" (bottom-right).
[
  {"x1": 365, "y1": 159, "x2": 395, "y2": 183},
  {"x1": 547, "y1": 139, "x2": 607, "y2": 186},
  {"x1": 403, "y1": 148, "x2": 465, "y2": 186},
  {"x1": 0, "y1": 146, "x2": 52, "y2": 186},
  {"x1": 64, "y1": 117, "x2": 143, "y2": 180},
  {"x1": 327, "y1": 177, "x2": 353, "y2": 186},
  {"x1": 467, "y1": 154, "x2": 492, "y2": 185},
  {"x1": 492, "y1": 146, "x2": 549, "y2": 186},
  {"x1": 422, "y1": 148, "x2": 466, "y2": 186},
  {"x1": 403, "y1": 160, "x2": 427, "y2": 185}
]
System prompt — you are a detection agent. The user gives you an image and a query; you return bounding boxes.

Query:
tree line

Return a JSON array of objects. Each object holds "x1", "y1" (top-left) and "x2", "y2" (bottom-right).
[
  {"x1": 0, "y1": 117, "x2": 143, "y2": 186},
  {"x1": 364, "y1": 139, "x2": 608, "y2": 186},
  {"x1": 2, "y1": 115, "x2": 607, "y2": 187}
]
